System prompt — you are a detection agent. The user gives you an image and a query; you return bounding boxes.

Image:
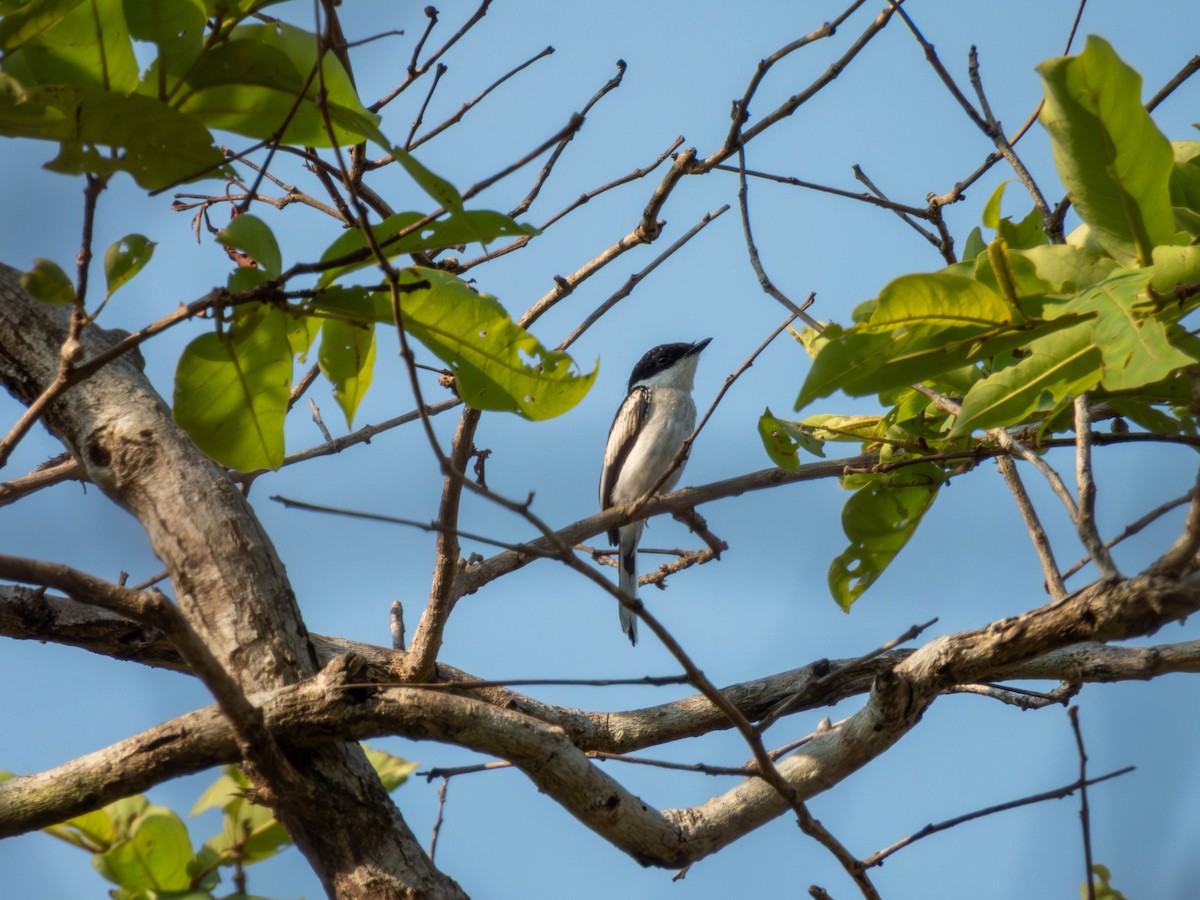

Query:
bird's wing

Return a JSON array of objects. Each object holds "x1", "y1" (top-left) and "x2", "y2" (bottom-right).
[{"x1": 599, "y1": 386, "x2": 649, "y2": 542}]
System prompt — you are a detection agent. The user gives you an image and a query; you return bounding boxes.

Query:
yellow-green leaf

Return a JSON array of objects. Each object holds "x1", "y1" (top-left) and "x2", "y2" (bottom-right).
[
  {"x1": 103, "y1": 233, "x2": 156, "y2": 299},
  {"x1": 1037, "y1": 36, "x2": 1175, "y2": 266},
  {"x1": 173, "y1": 306, "x2": 292, "y2": 471},
  {"x1": 21, "y1": 256, "x2": 74, "y2": 304}
]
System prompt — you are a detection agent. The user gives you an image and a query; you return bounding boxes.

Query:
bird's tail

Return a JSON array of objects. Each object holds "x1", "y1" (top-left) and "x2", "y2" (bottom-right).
[{"x1": 618, "y1": 527, "x2": 639, "y2": 645}]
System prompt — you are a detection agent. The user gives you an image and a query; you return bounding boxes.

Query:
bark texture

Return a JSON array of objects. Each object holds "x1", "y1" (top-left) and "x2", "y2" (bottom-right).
[{"x1": 0, "y1": 265, "x2": 464, "y2": 899}]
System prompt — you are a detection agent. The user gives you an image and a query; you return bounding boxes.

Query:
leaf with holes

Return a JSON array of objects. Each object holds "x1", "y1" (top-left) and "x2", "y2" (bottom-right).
[
  {"x1": 103, "y1": 233, "x2": 156, "y2": 299},
  {"x1": 828, "y1": 463, "x2": 944, "y2": 611}
]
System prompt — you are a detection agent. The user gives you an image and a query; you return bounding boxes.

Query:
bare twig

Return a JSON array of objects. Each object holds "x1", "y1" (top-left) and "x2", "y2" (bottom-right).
[
  {"x1": 1070, "y1": 707, "x2": 1096, "y2": 900},
  {"x1": 862, "y1": 764, "x2": 1133, "y2": 868},
  {"x1": 1063, "y1": 489, "x2": 1194, "y2": 581},
  {"x1": 428, "y1": 777, "x2": 449, "y2": 861},
  {"x1": 556, "y1": 205, "x2": 730, "y2": 349},
  {"x1": 405, "y1": 46, "x2": 555, "y2": 151},
  {"x1": 967, "y1": 45, "x2": 1054, "y2": 235},
  {"x1": 997, "y1": 454, "x2": 1068, "y2": 600},
  {"x1": 1074, "y1": 397, "x2": 1120, "y2": 578}
]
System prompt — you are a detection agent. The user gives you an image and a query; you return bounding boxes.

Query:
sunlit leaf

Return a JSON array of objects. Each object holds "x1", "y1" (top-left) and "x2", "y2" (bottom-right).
[
  {"x1": 363, "y1": 745, "x2": 419, "y2": 792},
  {"x1": 1037, "y1": 36, "x2": 1175, "y2": 266},
  {"x1": 123, "y1": 0, "x2": 206, "y2": 84},
  {"x1": 311, "y1": 269, "x2": 596, "y2": 420},
  {"x1": 863, "y1": 272, "x2": 1015, "y2": 331},
  {"x1": 1068, "y1": 269, "x2": 1195, "y2": 391},
  {"x1": 0, "y1": 83, "x2": 228, "y2": 189},
  {"x1": 103, "y1": 233, "x2": 156, "y2": 299},
  {"x1": 173, "y1": 306, "x2": 292, "y2": 471},
  {"x1": 828, "y1": 463, "x2": 943, "y2": 611},
  {"x1": 7, "y1": 0, "x2": 138, "y2": 92},
  {"x1": 982, "y1": 180, "x2": 1009, "y2": 230},
  {"x1": 318, "y1": 318, "x2": 375, "y2": 427},
  {"x1": 92, "y1": 807, "x2": 194, "y2": 892},
  {"x1": 20, "y1": 256, "x2": 74, "y2": 304},
  {"x1": 0, "y1": 0, "x2": 83, "y2": 54},
  {"x1": 216, "y1": 213, "x2": 281, "y2": 277},
  {"x1": 316, "y1": 210, "x2": 538, "y2": 289},
  {"x1": 951, "y1": 321, "x2": 1101, "y2": 435},
  {"x1": 177, "y1": 23, "x2": 381, "y2": 147},
  {"x1": 757, "y1": 407, "x2": 823, "y2": 470}
]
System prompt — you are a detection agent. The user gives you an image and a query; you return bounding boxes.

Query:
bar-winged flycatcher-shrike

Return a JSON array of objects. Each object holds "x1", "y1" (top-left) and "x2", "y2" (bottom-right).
[{"x1": 599, "y1": 338, "x2": 711, "y2": 644}]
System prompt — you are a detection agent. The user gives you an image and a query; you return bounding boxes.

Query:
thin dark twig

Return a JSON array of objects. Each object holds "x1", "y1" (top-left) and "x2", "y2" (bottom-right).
[
  {"x1": 370, "y1": 1, "x2": 491, "y2": 113},
  {"x1": 405, "y1": 62, "x2": 448, "y2": 150},
  {"x1": 270, "y1": 495, "x2": 551, "y2": 555},
  {"x1": 1070, "y1": 707, "x2": 1096, "y2": 900},
  {"x1": 862, "y1": 764, "x2": 1133, "y2": 868},
  {"x1": 967, "y1": 46, "x2": 1054, "y2": 234},
  {"x1": 716, "y1": 162, "x2": 929, "y2": 216},
  {"x1": 997, "y1": 454, "x2": 1067, "y2": 600},
  {"x1": 556, "y1": 205, "x2": 730, "y2": 350},
  {"x1": 736, "y1": 143, "x2": 823, "y2": 323},
  {"x1": 1147, "y1": 54, "x2": 1200, "y2": 111},
  {"x1": 406, "y1": 46, "x2": 555, "y2": 151},
  {"x1": 508, "y1": 60, "x2": 628, "y2": 218},
  {"x1": 852, "y1": 164, "x2": 946, "y2": 257},
  {"x1": 428, "y1": 778, "x2": 449, "y2": 862},
  {"x1": 1062, "y1": 490, "x2": 1194, "y2": 581}
]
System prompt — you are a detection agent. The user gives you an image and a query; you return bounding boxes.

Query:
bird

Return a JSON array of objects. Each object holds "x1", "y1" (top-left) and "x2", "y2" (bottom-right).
[{"x1": 599, "y1": 338, "x2": 711, "y2": 644}]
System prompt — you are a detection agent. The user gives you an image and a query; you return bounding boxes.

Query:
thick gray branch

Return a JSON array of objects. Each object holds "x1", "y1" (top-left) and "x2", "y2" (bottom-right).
[{"x1": 0, "y1": 264, "x2": 464, "y2": 899}]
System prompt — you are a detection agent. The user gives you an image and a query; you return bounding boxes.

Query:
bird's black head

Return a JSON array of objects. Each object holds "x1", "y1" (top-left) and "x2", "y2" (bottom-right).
[{"x1": 627, "y1": 338, "x2": 711, "y2": 392}]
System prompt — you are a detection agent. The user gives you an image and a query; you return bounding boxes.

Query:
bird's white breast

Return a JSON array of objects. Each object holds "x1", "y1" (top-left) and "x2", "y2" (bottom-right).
[{"x1": 608, "y1": 387, "x2": 696, "y2": 504}]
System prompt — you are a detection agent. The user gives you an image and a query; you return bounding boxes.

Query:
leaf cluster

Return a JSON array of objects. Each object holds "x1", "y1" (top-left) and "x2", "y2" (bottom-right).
[
  {"x1": 761, "y1": 37, "x2": 1200, "y2": 609},
  {"x1": 0, "y1": 745, "x2": 415, "y2": 899},
  {"x1": 1, "y1": 0, "x2": 598, "y2": 472}
]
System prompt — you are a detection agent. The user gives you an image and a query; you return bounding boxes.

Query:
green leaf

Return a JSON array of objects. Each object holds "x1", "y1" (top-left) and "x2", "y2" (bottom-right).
[
  {"x1": 387, "y1": 145, "x2": 465, "y2": 218},
  {"x1": 177, "y1": 23, "x2": 382, "y2": 147},
  {"x1": 7, "y1": 0, "x2": 138, "y2": 91},
  {"x1": 123, "y1": 0, "x2": 206, "y2": 83},
  {"x1": 997, "y1": 204, "x2": 1048, "y2": 250},
  {"x1": 216, "y1": 214, "x2": 281, "y2": 277},
  {"x1": 103, "y1": 233, "x2": 156, "y2": 299},
  {"x1": 1037, "y1": 36, "x2": 1175, "y2": 266},
  {"x1": 951, "y1": 321, "x2": 1102, "y2": 435},
  {"x1": 173, "y1": 306, "x2": 293, "y2": 471},
  {"x1": 863, "y1": 272, "x2": 1015, "y2": 331},
  {"x1": 796, "y1": 318, "x2": 1081, "y2": 410},
  {"x1": 190, "y1": 768, "x2": 244, "y2": 818},
  {"x1": 1069, "y1": 269, "x2": 1195, "y2": 391},
  {"x1": 92, "y1": 807, "x2": 194, "y2": 892},
  {"x1": 316, "y1": 210, "x2": 538, "y2": 289},
  {"x1": 363, "y1": 745, "x2": 419, "y2": 792},
  {"x1": 828, "y1": 463, "x2": 943, "y2": 611},
  {"x1": 312, "y1": 269, "x2": 597, "y2": 420},
  {"x1": 757, "y1": 407, "x2": 823, "y2": 470},
  {"x1": 0, "y1": 83, "x2": 228, "y2": 189},
  {"x1": 0, "y1": 0, "x2": 83, "y2": 55},
  {"x1": 1150, "y1": 243, "x2": 1200, "y2": 297},
  {"x1": 21, "y1": 256, "x2": 74, "y2": 304},
  {"x1": 961, "y1": 225, "x2": 986, "y2": 262},
  {"x1": 981, "y1": 181, "x2": 1009, "y2": 230},
  {"x1": 1020, "y1": 244, "x2": 1120, "y2": 294},
  {"x1": 318, "y1": 318, "x2": 376, "y2": 427}
]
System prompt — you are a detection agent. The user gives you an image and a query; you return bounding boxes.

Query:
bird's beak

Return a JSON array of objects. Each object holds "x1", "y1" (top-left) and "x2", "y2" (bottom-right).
[{"x1": 687, "y1": 337, "x2": 712, "y2": 356}]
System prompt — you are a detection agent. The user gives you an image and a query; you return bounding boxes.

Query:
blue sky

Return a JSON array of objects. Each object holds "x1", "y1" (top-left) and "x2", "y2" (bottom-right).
[{"x1": 2, "y1": 1, "x2": 1200, "y2": 897}]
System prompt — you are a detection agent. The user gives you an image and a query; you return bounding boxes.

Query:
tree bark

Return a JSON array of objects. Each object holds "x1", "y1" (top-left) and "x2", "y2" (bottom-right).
[{"x1": 0, "y1": 264, "x2": 465, "y2": 899}]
